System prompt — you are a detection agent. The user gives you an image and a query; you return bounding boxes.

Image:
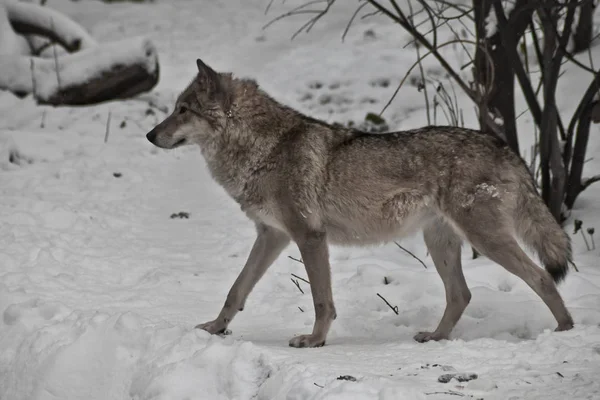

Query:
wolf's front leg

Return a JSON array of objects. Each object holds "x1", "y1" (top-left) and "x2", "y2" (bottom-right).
[
  {"x1": 289, "y1": 230, "x2": 337, "y2": 348},
  {"x1": 196, "y1": 223, "x2": 289, "y2": 334}
]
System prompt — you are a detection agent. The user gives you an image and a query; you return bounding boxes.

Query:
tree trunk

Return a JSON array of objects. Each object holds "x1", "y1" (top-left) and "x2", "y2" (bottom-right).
[
  {"x1": 473, "y1": 0, "x2": 533, "y2": 154},
  {"x1": 572, "y1": 0, "x2": 596, "y2": 54},
  {"x1": 565, "y1": 71, "x2": 600, "y2": 208}
]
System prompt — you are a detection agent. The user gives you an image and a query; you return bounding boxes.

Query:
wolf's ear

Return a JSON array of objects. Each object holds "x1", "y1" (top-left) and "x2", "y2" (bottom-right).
[
  {"x1": 196, "y1": 58, "x2": 233, "y2": 110},
  {"x1": 196, "y1": 58, "x2": 220, "y2": 87}
]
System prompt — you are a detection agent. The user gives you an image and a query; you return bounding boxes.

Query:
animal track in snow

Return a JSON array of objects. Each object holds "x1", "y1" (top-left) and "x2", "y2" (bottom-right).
[
  {"x1": 3, "y1": 298, "x2": 67, "y2": 326},
  {"x1": 498, "y1": 280, "x2": 514, "y2": 292},
  {"x1": 369, "y1": 77, "x2": 391, "y2": 88},
  {"x1": 297, "y1": 79, "x2": 357, "y2": 115}
]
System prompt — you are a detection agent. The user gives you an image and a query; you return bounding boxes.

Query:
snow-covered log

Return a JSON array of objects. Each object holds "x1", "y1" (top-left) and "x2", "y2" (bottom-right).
[
  {"x1": 0, "y1": 0, "x2": 159, "y2": 105},
  {"x1": 0, "y1": 36, "x2": 159, "y2": 105},
  {"x1": 6, "y1": 0, "x2": 97, "y2": 52}
]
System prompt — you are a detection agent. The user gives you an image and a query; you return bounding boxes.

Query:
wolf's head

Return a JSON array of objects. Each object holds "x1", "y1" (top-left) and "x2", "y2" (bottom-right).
[{"x1": 146, "y1": 59, "x2": 233, "y2": 149}]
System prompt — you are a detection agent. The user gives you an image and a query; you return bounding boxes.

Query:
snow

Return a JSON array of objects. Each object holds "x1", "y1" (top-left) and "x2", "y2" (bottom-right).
[
  {"x1": 1, "y1": 0, "x2": 600, "y2": 399},
  {"x1": 484, "y1": 0, "x2": 516, "y2": 39},
  {"x1": 0, "y1": 1, "x2": 30, "y2": 55}
]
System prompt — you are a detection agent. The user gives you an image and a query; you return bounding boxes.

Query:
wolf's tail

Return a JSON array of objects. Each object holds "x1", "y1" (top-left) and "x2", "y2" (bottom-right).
[{"x1": 514, "y1": 188, "x2": 572, "y2": 283}]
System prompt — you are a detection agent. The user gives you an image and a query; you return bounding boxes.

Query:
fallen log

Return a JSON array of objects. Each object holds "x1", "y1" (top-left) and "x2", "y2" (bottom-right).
[
  {"x1": 0, "y1": 36, "x2": 159, "y2": 105},
  {"x1": 0, "y1": 0, "x2": 160, "y2": 105}
]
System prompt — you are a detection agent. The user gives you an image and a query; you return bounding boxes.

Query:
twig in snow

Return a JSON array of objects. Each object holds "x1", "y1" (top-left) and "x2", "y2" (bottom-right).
[
  {"x1": 291, "y1": 273, "x2": 310, "y2": 284},
  {"x1": 291, "y1": 278, "x2": 304, "y2": 294},
  {"x1": 568, "y1": 259, "x2": 580, "y2": 272},
  {"x1": 288, "y1": 255, "x2": 304, "y2": 264},
  {"x1": 425, "y1": 391, "x2": 465, "y2": 397},
  {"x1": 394, "y1": 241, "x2": 428, "y2": 269},
  {"x1": 40, "y1": 110, "x2": 46, "y2": 129},
  {"x1": 376, "y1": 293, "x2": 399, "y2": 315},
  {"x1": 587, "y1": 228, "x2": 595, "y2": 250},
  {"x1": 298, "y1": 306, "x2": 304, "y2": 312},
  {"x1": 314, "y1": 382, "x2": 324, "y2": 388},
  {"x1": 104, "y1": 111, "x2": 112, "y2": 143},
  {"x1": 574, "y1": 219, "x2": 591, "y2": 251},
  {"x1": 122, "y1": 116, "x2": 147, "y2": 133}
]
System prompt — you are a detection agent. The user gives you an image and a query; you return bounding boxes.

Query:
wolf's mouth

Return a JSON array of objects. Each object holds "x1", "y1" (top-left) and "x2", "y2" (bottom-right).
[{"x1": 173, "y1": 138, "x2": 187, "y2": 148}]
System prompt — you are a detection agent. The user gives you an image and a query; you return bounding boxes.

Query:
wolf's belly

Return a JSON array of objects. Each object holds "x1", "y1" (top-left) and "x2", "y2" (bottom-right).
[
  {"x1": 323, "y1": 206, "x2": 434, "y2": 246},
  {"x1": 243, "y1": 188, "x2": 435, "y2": 245}
]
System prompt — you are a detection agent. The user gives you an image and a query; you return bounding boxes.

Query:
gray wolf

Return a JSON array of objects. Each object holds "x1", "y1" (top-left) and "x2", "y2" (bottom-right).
[{"x1": 145, "y1": 59, "x2": 574, "y2": 348}]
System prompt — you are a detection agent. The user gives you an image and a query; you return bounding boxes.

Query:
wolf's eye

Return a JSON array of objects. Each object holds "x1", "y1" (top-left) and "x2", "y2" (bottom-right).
[{"x1": 178, "y1": 106, "x2": 187, "y2": 115}]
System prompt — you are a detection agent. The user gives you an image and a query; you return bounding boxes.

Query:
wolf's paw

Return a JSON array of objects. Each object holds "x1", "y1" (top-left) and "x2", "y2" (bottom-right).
[
  {"x1": 195, "y1": 320, "x2": 231, "y2": 336},
  {"x1": 414, "y1": 331, "x2": 448, "y2": 343},
  {"x1": 555, "y1": 322, "x2": 574, "y2": 332},
  {"x1": 289, "y1": 334, "x2": 326, "y2": 348}
]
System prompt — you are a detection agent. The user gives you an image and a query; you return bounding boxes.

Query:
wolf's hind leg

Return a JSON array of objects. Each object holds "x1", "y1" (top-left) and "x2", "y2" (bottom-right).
[
  {"x1": 414, "y1": 218, "x2": 470, "y2": 342},
  {"x1": 195, "y1": 223, "x2": 289, "y2": 334},
  {"x1": 457, "y1": 219, "x2": 574, "y2": 332}
]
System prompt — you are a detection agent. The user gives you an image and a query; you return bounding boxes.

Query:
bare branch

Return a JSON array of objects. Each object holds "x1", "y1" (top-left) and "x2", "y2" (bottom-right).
[
  {"x1": 425, "y1": 0, "x2": 475, "y2": 21},
  {"x1": 414, "y1": 0, "x2": 439, "y2": 48},
  {"x1": 407, "y1": 0, "x2": 431, "y2": 124},
  {"x1": 289, "y1": 0, "x2": 335, "y2": 39},
  {"x1": 394, "y1": 241, "x2": 428, "y2": 269},
  {"x1": 376, "y1": 293, "x2": 399, "y2": 314},
  {"x1": 291, "y1": 273, "x2": 310, "y2": 284},
  {"x1": 380, "y1": 38, "x2": 477, "y2": 116},
  {"x1": 288, "y1": 255, "x2": 304, "y2": 264},
  {"x1": 265, "y1": 0, "x2": 276, "y2": 15},
  {"x1": 366, "y1": 0, "x2": 478, "y2": 104},
  {"x1": 291, "y1": 278, "x2": 305, "y2": 294},
  {"x1": 493, "y1": 2, "x2": 543, "y2": 129},
  {"x1": 342, "y1": 1, "x2": 369, "y2": 42},
  {"x1": 581, "y1": 174, "x2": 600, "y2": 189},
  {"x1": 263, "y1": 0, "x2": 329, "y2": 31}
]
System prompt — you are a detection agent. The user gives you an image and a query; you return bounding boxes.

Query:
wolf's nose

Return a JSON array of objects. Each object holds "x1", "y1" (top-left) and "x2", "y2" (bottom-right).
[{"x1": 146, "y1": 130, "x2": 156, "y2": 143}]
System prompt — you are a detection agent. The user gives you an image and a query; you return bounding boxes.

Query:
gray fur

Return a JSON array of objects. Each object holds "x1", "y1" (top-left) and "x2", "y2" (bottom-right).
[{"x1": 146, "y1": 59, "x2": 574, "y2": 347}]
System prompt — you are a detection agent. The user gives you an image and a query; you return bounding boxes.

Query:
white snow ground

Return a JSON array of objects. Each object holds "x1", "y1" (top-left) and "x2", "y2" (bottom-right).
[{"x1": 1, "y1": 1, "x2": 600, "y2": 399}]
